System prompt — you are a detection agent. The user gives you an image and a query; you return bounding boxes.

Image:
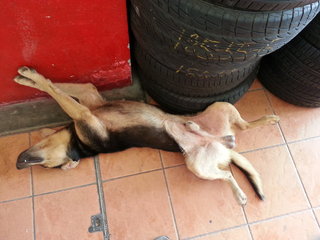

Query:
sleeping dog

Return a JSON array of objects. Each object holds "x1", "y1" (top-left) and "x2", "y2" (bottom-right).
[{"x1": 14, "y1": 66, "x2": 279, "y2": 205}]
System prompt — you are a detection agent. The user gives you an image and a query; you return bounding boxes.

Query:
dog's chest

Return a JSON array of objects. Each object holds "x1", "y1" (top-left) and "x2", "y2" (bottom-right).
[
  {"x1": 191, "y1": 113, "x2": 233, "y2": 136},
  {"x1": 94, "y1": 102, "x2": 165, "y2": 130},
  {"x1": 109, "y1": 125, "x2": 180, "y2": 152}
]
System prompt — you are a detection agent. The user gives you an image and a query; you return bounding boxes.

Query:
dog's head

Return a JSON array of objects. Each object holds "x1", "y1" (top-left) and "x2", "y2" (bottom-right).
[
  {"x1": 16, "y1": 125, "x2": 97, "y2": 169},
  {"x1": 16, "y1": 128, "x2": 73, "y2": 169}
]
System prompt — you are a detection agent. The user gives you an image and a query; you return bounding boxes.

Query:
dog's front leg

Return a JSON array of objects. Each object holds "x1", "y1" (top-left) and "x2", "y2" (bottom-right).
[
  {"x1": 15, "y1": 67, "x2": 93, "y2": 121},
  {"x1": 14, "y1": 66, "x2": 108, "y2": 144},
  {"x1": 54, "y1": 83, "x2": 106, "y2": 109}
]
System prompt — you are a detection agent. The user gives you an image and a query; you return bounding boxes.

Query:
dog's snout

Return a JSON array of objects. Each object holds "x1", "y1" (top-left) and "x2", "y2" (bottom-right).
[{"x1": 16, "y1": 150, "x2": 43, "y2": 169}]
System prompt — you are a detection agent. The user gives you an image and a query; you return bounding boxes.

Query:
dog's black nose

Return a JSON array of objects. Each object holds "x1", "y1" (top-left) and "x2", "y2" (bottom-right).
[{"x1": 16, "y1": 150, "x2": 43, "y2": 169}]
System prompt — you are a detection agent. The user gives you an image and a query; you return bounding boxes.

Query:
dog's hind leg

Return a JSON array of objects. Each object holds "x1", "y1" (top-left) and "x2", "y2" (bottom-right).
[
  {"x1": 215, "y1": 170, "x2": 247, "y2": 205},
  {"x1": 230, "y1": 150, "x2": 264, "y2": 200},
  {"x1": 235, "y1": 115, "x2": 280, "y2": 130},
  {"x1": 54, "y1": 83, "x2": 106, "y2": 109},
  {"x1": 195, "y1": 167, "x2": 247, "y2": 205},
  {"x1": 228, "y1": 105, "x2": 280, "y2": 130}
]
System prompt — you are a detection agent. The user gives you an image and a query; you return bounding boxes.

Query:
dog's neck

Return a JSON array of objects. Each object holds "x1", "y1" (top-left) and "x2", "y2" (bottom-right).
[{"x1": 67, "y1": 124, "x2": 99, "y2": 161}]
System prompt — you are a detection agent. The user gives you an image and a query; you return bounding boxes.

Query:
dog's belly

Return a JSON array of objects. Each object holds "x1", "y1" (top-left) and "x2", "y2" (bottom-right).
[{"x1": 108, "y1": 126, "x2": 180, "y2": 152}]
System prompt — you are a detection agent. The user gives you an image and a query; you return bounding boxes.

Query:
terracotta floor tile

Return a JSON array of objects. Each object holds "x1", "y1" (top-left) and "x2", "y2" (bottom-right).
[
  {"x1": 267, "y1": 92, "x2": 320, "y2": 142},
  {"x1": 0, "y1": 198, "x2": 33, "y2": 240},
  {"x1": 249, "y1": 79, "x2": 263, "y2": 90},
  {"x1": 160, "y1": 150, "x2": 185, "y2": 168},
  {"x1": 99, "y1": 147, "x2": 162, "y2": 180},
  {"x1": 30, "y1": 130, "x2": 96, "y2": 195},
  {"x1": 195, "y1": 226, "x2": 251, "y2": 240},
  {"x1": 165, "y1": 166, "x2": 245, "y2": 239},
  {"x1": 232, "y1": 146, "x2": 309, "y2": 222},
  {"x1": 34, "y1": 185, "x2": 102, "y2": 240},
  {"x1": 104, "y1": 171, "x2": 177, "y2": 240},
  {"x1": 250, "y1": 210, "x2": 320, "y2": 240},
  {"x1": 289, "y1": 138, "x2": 320, "y2": 207},
  {"x1": 234, "y1": 90, "x2": 284, "y2": 152},
  {"x1": 32, "y1": 158, "x2": 96, "y2": 194},
  {"x1": 0, "y1": 133, "x2": 31, "y2": 202}
]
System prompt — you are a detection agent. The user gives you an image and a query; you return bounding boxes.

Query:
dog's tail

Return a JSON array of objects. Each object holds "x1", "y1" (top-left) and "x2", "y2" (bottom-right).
[{"x1": 230, "y1": 150, "x2": 265, "y2": 200}]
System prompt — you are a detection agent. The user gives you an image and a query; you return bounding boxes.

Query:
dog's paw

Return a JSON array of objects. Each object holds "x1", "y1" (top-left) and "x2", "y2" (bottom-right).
[
  {"x1": 17, "y1": 66, "x2": 51, "y2": 91},
  {"x1": 237, "y1": 191, "x2": 248, "y2": 206},
  {"x1": 264, "y1": 115, "x2": 280, "y2": 125},
  {"x1": 61, "y1": 160, "x2": 79, "y2": 170},
  {"x1": 17, "y1": 66, "x2": 38, "y2": 78},
  {"x1": 14, "y1": 75, "x2": 36, "y2": 87}
]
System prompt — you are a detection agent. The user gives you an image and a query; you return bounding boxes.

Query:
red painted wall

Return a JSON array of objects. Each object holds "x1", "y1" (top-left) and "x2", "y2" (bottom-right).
[{"x1": 0, "y1": 0, "x2": 131, "y2": 104}]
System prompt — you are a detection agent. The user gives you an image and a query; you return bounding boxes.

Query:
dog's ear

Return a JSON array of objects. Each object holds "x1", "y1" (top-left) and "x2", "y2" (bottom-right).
[
  {"x1": 38, "y1": 128, "x2": 58, "y2": 138},
  {"x1": 39, "y1": 126, "x2": 64, "y2": 138}
]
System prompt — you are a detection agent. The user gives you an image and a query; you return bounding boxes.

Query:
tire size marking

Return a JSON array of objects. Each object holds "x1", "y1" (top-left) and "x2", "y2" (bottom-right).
[{"x1": 172, "y1": 30, "x2": 266, "y2": 60}]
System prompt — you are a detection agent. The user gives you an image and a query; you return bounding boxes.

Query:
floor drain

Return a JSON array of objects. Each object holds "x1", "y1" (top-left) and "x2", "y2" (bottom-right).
[{"x1": 88, "y1": 214, "x2": 104, "y2": 233}]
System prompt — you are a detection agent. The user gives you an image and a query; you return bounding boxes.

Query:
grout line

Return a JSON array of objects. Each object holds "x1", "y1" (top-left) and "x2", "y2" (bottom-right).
[
  {"x1": 31, "y1": 167, "x2": 36, "y2": 240},
  {"x1": 28, "y1": 133, "x2": 37, "y2": 240},
  {"x1": 0, "y1": 195, "x2": 32, "y2": 204},
  {"x1": 241, "y1": 207, "x2": 254, "y2": 240},
  {"x1": 229, "y1": 166, "x2": 254, "y2": 240},
  {"x1": 101, "y1": 163, "x2": 187, "y2": 184},
  {"x1": 33, "y1": 182, "x2": 97, "y2": 198},
  {"x1": 312, "y1": 206, "x2": 320, "y2": 226},
  {"x1": 159, "y1": 151, "x2": 181, "y2": 240},
  {"x1": 248, "y1": 208, "x2": 311, "y2": 226},
  {"x1": 102, "y1": 168, "x2": 163, "y2": 183},
  {"x1": 183, "y1": 223, "x2": 248, "y2": 240},
  {"x1": 264, "y1": 90, "x2": 319, "y2": 229},
  {"x1": 93, "y1": 156, "x2": 110, "y2": 240},
  {"x1": 311, "y1": 206, "x2": 320, "y2": 228},
  {"x1": 313, "y1": 206, "x2": 320, "y2": 210},
  {"x1": 245, "y1": 225, "x2": 254, "y2": 240},
  {"x1": 238, "y1": 142, "x2": 286, "y2": 155},
  {"x1": 1, "y1": 165, "x2": 185, "y2": 205},
  {"x1": 265, "y1": 94, "x2": 311, "y2": 206},
  {"x1": 284, "y1": 141, "x2": 320, "y2": 229},
  {"x1": 186, "y1": 209, "x2": 311, "y2": 238},
  {"x1": 163, "y1": 163, "x2": 186, "y2": 170},
  {"x1": 287, "y1": 135, "x2": 320, "y2": 145}
]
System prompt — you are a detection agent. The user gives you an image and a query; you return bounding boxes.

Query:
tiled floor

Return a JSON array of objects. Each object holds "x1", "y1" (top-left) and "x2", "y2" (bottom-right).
[{"x1": 1, "y1": 80, "x2": 320, "y2": 240}]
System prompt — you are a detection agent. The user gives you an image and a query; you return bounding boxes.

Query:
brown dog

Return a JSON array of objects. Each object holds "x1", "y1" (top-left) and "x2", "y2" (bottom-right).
[{"x1": 14, "y1": 66, "x2": 279, "y2": 205}]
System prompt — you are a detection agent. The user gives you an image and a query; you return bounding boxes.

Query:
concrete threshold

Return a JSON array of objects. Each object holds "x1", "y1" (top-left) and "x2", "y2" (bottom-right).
[{"x1": 0, "y1": 77, "x2": 145, "y2": 136}]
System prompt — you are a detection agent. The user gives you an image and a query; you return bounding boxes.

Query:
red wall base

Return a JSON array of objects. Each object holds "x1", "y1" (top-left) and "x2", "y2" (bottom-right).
[{"x1": 0, "y1": 0, "x2": 131, "y2": 104}]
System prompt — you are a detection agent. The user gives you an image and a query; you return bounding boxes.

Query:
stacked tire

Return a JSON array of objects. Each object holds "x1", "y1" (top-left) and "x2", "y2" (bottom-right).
[
  {"x1": 259, "y1": 13, "x2": 320, "y2": 107},
  {"x1": 130, "y1": 0, "x2": 320, "y2": 113}
]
